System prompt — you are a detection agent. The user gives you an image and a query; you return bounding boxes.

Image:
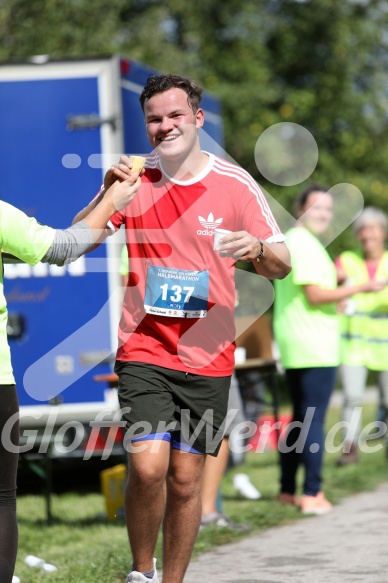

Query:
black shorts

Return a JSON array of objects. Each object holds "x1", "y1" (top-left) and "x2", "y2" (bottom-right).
[{"x1": 114, "y1": 361, "x2": 231, "y2": 456}]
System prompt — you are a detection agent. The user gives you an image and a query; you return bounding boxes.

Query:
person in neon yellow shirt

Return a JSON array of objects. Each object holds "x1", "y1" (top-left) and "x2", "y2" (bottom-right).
[
  {"x1": 273, "y1": 185, "x2": 385, "y2": 515},
  {"x1": 336, "y1": 207, "x2": 388, "y2": 465},
  {"x1": 0, "y1": 174, "x2": 140, "y2": 583}
]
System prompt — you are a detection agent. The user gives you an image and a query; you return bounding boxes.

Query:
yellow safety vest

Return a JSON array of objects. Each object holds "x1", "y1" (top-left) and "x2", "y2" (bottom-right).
[{"x1": 340, "y1": 250, "x2": 388, "y2": 370}]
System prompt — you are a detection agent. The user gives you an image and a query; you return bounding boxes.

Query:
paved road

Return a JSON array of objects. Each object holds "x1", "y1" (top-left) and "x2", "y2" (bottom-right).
[{"x1": 183, "y1": 483, "x2": 388, "y2": 583}]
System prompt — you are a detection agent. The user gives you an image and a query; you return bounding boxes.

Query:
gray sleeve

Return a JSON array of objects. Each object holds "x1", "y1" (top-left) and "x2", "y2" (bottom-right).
[{"x1": 41, "y1": 221, "x2": 95, "y2": 266}]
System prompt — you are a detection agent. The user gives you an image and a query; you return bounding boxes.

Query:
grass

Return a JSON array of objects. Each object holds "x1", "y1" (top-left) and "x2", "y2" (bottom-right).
[{"x1": 14, "y1": 402, "x2": 387, "y2": 582}]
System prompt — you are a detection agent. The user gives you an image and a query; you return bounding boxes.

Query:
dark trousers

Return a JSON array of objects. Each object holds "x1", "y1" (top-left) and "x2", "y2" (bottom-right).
[
  {"x1": 280, "y1": 367, "x2": 336, "y2": 496},
  {"x1": 0, "y1": 385, "x2": 19, "y2": 583}
]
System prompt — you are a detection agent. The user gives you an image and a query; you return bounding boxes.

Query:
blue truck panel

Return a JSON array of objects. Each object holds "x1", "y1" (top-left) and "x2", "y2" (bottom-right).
[{"x1": 1, "y1": 73, "x2": 111, "y2": 405}]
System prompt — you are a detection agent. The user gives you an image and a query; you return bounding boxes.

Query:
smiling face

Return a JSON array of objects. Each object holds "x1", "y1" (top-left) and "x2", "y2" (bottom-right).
[
  {"x1": 356, "y1": 222, "x2": 386, "y2": 255},
  {"x1": 144, "y1": 88, "x2": 204, "y2": 166},
  {"x1": 298, "y1": 191, "x2": 334, "y2": 235}
]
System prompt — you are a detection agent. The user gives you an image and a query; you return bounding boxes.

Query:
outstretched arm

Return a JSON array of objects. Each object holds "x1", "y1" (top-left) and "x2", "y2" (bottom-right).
[
  {"x1": 44, "y1": 175, "x2": 141, "y2": 266},
  {"x1": 72, "y1": 155, "x2": 142, "y2": 224},
  {"x1": 81, "y1": 175, "x2": 140, "y2": 232},
  {"x1": 304, "y1": 279, "x2": 387, "y2": 305},
  {"x1": 72, "y1": 189, "x2": 106, "y2": 225}
]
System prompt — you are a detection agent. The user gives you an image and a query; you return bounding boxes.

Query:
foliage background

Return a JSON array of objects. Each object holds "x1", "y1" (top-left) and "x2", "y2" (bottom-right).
[
  {"x1": 2, "y1": 7, "x2": 388, "y2": 576},
  {"x1": 1, "y1": 0, "x2": 388, "y2": 256}
]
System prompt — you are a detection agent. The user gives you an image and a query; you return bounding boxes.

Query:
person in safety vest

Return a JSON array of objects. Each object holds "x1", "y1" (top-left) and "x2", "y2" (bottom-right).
[{"x1": 336, "y1": 207, "x2": 388, "y2": 466}]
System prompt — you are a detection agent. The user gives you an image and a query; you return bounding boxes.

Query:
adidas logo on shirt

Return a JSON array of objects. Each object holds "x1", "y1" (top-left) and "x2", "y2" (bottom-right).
[{"x1": 197, "y1": 213, "x2": 223, "y2": 236}]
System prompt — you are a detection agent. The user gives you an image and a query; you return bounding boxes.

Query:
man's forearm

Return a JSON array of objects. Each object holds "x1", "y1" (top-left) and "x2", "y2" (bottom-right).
[
  {"x1": 72, "y1": 189, "x2": 106, "y2": 225},
  {"x1": 252, "y1": 241, "x2": 291, "y2": 280},
  {"x1": 43, "y1": 194, "x2": 116, "y2": 266}
]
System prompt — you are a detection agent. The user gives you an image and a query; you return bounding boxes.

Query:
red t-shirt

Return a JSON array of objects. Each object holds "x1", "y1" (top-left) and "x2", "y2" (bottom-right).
[{"x1": 109, "y1": 152, "x2": 284, "y2": 376}]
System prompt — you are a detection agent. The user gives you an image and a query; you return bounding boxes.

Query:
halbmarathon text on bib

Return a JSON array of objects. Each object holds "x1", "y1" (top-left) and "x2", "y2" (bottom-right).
[{"x1": 144, "y1": 265, "x2": 209, "y2": 318}]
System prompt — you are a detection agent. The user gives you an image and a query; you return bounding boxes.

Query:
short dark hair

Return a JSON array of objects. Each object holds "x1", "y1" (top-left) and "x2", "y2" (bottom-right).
[
  {"x1": 139, "y1": 74, "x2": 203, "y2": 113},
  {"x1": 295, "y1": 183, "x2": 330, "y2": 213}
]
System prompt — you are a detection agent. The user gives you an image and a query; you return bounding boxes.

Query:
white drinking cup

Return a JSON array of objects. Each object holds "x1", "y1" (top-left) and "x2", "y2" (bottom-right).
[{"x1": 213, "y1": 228, "x2": 232, "y2": 250}]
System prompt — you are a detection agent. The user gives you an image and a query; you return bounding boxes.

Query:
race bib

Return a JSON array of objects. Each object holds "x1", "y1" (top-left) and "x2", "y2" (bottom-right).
[{"x1": 144, "y1": 265, "x2": 209, "y2": 318}]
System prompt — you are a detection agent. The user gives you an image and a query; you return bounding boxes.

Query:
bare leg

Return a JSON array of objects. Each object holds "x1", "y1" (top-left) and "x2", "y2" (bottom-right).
[
  {"x1": 201, "y1": 437, "x2": 229, "y2": 515},
  {"x1": 125, "y1": 440, "x2": 170, "y2": 573},
  {"x1": 340, "y1": 364, "x2": 368, "y2": 444},
  {"x1": 162, "y1": 449, "x2": 206, "y2": 583}
]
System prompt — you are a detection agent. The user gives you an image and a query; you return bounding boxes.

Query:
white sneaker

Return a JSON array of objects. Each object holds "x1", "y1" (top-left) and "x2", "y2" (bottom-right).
[
  {"x1": 12, "y1": 577, "x2": 21, "y2": 583},
  {"x1": 126, "y1": 558, "x2": 159, "y2": 583},
  {"x1": 42, "y1": 562, "x2": 57, "y2": 572},
  {"x1": 233, "y1": 473, "x2": 262, "y2": 500},
  {"x1": 24, "y1": 555, "x2": 44, "y2": 568},
  {"x1": 200, "y1": 512, "x2": 249, "y2": 533}
]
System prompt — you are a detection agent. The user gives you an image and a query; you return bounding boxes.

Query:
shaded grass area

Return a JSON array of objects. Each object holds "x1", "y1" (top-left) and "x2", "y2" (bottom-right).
[{"x1": 15, "y1": 403, "x2": 387, "y2": 582}]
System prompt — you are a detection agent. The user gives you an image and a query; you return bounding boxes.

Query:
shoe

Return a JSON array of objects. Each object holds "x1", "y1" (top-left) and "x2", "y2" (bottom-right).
[
  {"x1": 300, "y1": 492, "x2": 332, "y2": 515},
  {"x1": 336, "y1": 443, "x2": 359, "y2": 467},
  {"x1": 278, "y1": 492, "x2": 300, "y2": 506},
  {"x1": 200, "y1": 512, "x2": 249, "y2": 533},
  {"x1": 126, "y1": 558, "x2": 159, "y2": 582},
  {"x1": 12, "y1": 577, "x2": 20, "y2": 583},
  {"x1": 233, "y1": 473, "x2": 261, "y2": 500}
]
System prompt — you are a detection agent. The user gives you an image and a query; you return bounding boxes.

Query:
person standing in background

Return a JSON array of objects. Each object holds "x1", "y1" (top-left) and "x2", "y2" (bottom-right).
[
  {"x1": 273, "y1": 185, "x2": 385, "y2": 515},
  {"x1": 336, "y1": 207, "x2": 388, "y2": 466}
]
